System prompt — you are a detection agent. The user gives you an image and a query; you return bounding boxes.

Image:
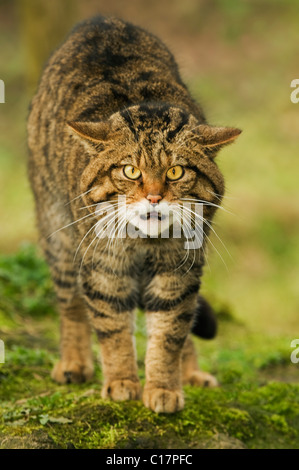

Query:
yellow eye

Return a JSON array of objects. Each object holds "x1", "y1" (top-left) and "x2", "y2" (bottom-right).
[
  {"x1": 166, "y1": 165, "x2": 184, "y2": 181},
  {"x1": 123, "y1": 165, "x2": 141, "y2": 180}
]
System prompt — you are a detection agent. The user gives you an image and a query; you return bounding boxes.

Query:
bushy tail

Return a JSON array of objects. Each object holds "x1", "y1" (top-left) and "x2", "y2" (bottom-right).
[{"x1": 191, "y1": 296, "x2": 217, "y2": 339}]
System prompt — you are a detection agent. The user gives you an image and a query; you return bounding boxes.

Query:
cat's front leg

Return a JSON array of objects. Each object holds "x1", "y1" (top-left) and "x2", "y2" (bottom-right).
[
  {"x1": 81, "y1": 276, "x2": 141, "y2": 402},
  {"x1": 143, "y1": 279, "x2": 200, "y2": 413}
]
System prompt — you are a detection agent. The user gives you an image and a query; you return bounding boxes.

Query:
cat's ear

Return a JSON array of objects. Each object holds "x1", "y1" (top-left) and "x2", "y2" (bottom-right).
[
  {"x1": 196, "y1": 125, "x2": 241, "y2": 156},
  {"x1": 67, "y1": 121, "x2": 112, "y2": 144}
]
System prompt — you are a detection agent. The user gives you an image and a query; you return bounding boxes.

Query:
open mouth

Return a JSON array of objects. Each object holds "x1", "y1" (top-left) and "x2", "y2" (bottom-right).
[{"x1": 140, "y1": 211, "x2": 166, "y2": 222}]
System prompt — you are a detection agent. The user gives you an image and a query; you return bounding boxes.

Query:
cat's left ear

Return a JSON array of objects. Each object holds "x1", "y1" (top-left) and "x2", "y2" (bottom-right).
[
  {"x1": 67, "y1": 121, "x2": 112, "y2": 144},
  {"x1": 196, "y1": 125, "x2": 242, "y2": 157}
]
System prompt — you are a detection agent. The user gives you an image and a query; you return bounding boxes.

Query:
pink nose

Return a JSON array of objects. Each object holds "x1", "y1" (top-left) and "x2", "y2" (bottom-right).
[{"x1": 147, "y1": 194, "x2": 162, "y2": 205}]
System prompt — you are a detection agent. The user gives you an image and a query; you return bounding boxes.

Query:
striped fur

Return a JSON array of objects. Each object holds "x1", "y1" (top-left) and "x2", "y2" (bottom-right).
[{"x1": 28, "y1": 16, "x2": 240, "y2": 413}]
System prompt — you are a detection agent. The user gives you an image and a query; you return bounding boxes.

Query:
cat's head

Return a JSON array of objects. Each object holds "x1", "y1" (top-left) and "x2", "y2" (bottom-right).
[{"x1": 68, "y1": 103, "x2": 241, "y2": 240}]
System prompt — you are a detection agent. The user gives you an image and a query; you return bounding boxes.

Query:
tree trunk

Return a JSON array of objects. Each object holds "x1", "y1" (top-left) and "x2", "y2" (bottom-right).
[{"x1": 17, "y1": 0, "x2": 78, "y2": 93}]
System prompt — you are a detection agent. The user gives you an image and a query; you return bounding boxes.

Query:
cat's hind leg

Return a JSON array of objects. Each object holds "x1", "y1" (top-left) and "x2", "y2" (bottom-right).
[
  {"x1": 51, "y1": 294, "x2": 94, "y2": 384},
  {"x1": 44, "y1": 242, "x2": 94, "y2": 384},
  {"x1": 181, "y1": 335, "x2": 218, "y2": 388}
]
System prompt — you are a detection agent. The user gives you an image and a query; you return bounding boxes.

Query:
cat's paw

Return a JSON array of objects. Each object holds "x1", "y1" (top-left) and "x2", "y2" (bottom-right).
[
  {"x1": 184, "y1": 370, "x2": 219, "y2": 388},
  {"x1": 101, "y1": 379, "x2": 141, "y2": 401},
  {"x1": 143, "y1": 387, "x2": 184, "y2": 413},
  {"x1": 51, "y1": 359, "x2": 94, "y2": 384}
]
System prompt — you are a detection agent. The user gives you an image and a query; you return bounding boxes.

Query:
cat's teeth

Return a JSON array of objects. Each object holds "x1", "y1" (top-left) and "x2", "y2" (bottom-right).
[{"x1": 140, "y1": 211, "x2": 165, "y2": 221}]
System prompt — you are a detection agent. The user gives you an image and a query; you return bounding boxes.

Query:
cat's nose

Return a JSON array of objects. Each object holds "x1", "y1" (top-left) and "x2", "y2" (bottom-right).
[{"x1": 147, "y1": 194, "x2": 162, "y2": 205}]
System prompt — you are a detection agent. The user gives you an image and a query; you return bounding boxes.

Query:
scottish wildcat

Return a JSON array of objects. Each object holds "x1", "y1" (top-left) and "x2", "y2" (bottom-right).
[{"x1": 27, "y1": 16, "x2": 241, "y2": 413}]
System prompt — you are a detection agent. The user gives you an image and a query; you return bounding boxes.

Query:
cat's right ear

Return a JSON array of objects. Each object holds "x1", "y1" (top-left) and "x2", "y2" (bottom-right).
[{"x1": 67, "y1": 121, "x2": 112, "y2": 144}]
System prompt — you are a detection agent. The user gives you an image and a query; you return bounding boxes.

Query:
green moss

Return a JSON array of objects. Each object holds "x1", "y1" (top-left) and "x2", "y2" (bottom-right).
[{"x1": 1, "y1": 379, "x2": 298, "y2": 449}]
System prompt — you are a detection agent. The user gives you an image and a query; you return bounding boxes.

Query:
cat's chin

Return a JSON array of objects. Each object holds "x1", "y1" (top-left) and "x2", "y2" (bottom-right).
[{"x1": 127, "y1": 215, "x2": 173, "y2": 239}]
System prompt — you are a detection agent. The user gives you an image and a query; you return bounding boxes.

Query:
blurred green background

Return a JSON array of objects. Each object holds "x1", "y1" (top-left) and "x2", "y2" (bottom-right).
[{"x1": 0, "y1": 1, "x2": 298, "y2": 361}]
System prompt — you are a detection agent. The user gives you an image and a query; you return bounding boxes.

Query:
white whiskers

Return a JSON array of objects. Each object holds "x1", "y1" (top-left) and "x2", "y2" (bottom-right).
[
  {"x1": 64, "y1": 187, "x2": 99, "y2": 206},
  {"x1": 49, "y1": 191, "x2": 231, "y2": 278},
  {"x1": 180, "y1": 202, "x2": 231, "y2": 272}
]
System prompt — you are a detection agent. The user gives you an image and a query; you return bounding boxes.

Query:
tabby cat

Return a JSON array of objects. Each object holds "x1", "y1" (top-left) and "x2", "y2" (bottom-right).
[{"x1": 27, "y1": 16, "x2": 241, "y2": 413}]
